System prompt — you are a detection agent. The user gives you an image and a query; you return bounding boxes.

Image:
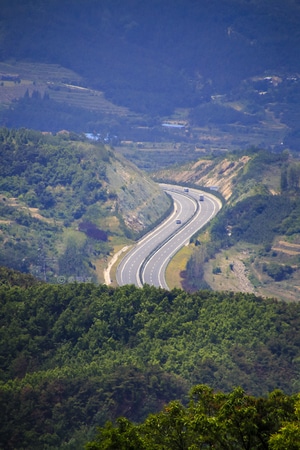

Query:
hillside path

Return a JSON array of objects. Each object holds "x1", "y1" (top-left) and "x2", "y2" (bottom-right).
[{"x1": 104, "y1": 246, "x2": 129, "y2": 285}]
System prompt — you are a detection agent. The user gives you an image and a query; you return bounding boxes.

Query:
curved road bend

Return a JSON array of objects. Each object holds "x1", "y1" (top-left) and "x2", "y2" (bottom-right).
[
  {"x1": 142, "y1": 187, "x2": 221, "y2": 288},
  {"x1": 116, "y1": 185, "x2": 222, "y2": 288},
  {"x1": 116, "y1": 190, "x2": 197, "y2": 286}
]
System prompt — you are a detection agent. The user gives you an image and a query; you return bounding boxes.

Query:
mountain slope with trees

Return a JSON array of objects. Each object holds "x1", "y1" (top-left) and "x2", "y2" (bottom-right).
[
  {"x1": 0, "y1": 127, "x2": 171, "y2": 281},
  {"x1": 1, "y1": 268, "x2": 300, "y2": 448}
]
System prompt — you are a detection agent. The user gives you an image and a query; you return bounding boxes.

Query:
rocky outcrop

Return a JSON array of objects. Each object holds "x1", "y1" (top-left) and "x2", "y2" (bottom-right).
[
  {"x1": 154, "y1": 155, "x2": 251, "y2": 201},
  {"x1": 107, "y1": 154, "x2": 171, "y2": 233}
]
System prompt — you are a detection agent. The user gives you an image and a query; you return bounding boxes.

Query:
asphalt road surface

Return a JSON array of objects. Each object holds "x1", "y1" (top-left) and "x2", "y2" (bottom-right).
[{"x1": 116, "y1": 184, "x2": 222, "y2": 288}]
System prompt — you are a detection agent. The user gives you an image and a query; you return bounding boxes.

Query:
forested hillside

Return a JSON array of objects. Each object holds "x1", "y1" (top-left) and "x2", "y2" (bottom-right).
[
  {"x1": 86, "y1": 386, "x2": 300, "y2": 449},
  {"x1": 0, "y1": 127, "x2": 171, "y2": 281},
  {"x1": 1, "y1": 268, "x2": 300, "y2": 448}
]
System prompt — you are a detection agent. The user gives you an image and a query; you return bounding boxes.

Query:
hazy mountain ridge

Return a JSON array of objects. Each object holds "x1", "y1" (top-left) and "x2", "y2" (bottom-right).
[
  {"x1": 2, "y1": 0, "x2": 299, "y2": 88},
  {"x1": 0, "y1": 0, "x2": 300, "y2": 166},
  {"x1": 1, "y1": 0, "x2": 300, "y2": 124}
]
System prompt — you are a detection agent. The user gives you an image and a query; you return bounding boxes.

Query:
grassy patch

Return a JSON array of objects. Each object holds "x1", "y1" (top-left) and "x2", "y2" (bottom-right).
[
  {"x1": 94, "y1": 257, "x2": 106, "y2": 284},
  {"x1": 61, "y1": 228, "x2": 87, "y2": 248},
  {"x1": 165, "y1": 244, "x2": 193, "y2": 289}
]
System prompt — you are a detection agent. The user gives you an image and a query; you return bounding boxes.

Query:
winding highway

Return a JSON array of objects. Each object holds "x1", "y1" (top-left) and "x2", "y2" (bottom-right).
[{"x1": 116, "y1": 184, "x2": 222, "y2": 289}]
